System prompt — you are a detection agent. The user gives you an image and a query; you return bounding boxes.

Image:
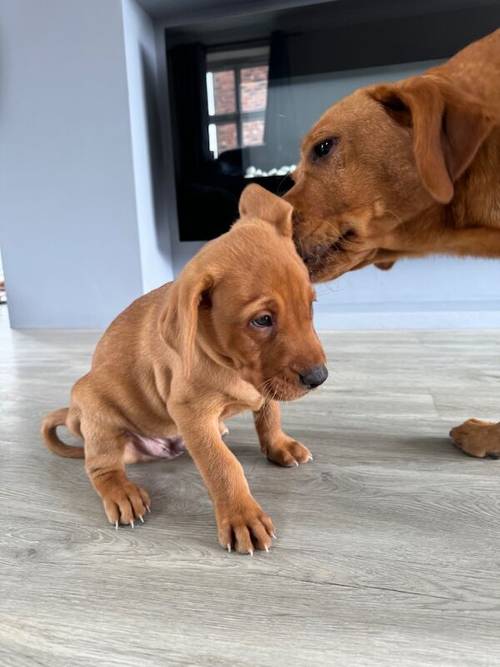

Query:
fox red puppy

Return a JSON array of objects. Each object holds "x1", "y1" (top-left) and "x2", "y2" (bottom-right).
[{"x1": 42, "y1": 185, "x2": 327, "y2": 554}]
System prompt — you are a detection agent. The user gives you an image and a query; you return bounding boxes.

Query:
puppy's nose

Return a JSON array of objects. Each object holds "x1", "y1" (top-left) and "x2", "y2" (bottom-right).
[{"x1": 299, "y1": 364, "x2": 328, "y2": 389}]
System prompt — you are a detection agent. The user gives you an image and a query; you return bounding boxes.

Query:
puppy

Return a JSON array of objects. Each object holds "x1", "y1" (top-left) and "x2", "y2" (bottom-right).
[
  {"x1": 286, "y1": 29, "x2": 500, "y2": 457},
  {"x1": 42, "y1": 185, "x2": 327, "y2": 554}
]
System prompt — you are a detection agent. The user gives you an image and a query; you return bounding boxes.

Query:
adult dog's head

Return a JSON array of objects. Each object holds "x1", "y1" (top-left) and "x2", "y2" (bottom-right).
[
  {"x1": 285, "y1": 74, "x2": 492, "y2": 281},
  {"x1": 165, "y1": 184, "x2": 327, "y2": 401}
]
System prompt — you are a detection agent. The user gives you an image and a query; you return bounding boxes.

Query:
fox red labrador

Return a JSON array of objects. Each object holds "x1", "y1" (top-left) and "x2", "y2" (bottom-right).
[{"x1": 286, "y1": 29, "x2": 500, "y2": 458}]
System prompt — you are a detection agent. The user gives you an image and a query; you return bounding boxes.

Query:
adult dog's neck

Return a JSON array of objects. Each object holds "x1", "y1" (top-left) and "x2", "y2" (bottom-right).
[
  {"x1": 451, "y1": 127, "x2": 500, "y2": 231},
  {"x1": 378, "y1": 131, "x2": 500, "y2": 262},
  {"x1": 429, "y1": 29, "x2": 500, "y2": 121}
]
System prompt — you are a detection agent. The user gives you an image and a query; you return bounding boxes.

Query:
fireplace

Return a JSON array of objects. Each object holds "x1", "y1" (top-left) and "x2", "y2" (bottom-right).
[{"x1": 165, "y1": 0, "x2": 500, "y2": 241}]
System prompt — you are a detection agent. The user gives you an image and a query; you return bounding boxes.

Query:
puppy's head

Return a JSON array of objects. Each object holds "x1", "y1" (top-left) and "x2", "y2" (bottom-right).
[
  {"x1": 167, "y1": 184, "x2": 327, "y2": 401},
  {"x1": 286, "y1": 76, "x2": 492, "y2": 281}
]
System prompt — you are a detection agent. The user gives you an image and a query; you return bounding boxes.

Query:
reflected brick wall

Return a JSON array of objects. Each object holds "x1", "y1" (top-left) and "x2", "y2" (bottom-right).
[{"x1": 212, "y1": 65, "x2": 268, "y2": 152}]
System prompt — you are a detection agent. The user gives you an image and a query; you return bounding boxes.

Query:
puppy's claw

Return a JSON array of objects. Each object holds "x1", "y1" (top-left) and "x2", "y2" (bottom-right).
[
  {"x1": 146, "y1": 505, "x2": 151, "y2": 513},
  {"x1": 248, "y1": 548, "x2": 254, "y2": 557},
  {"x1": 264, "y1": 545, "x2": 270, "y2": 553},
  {"x1": 294, "y1": 460, "x2": 299, "y2": 467},
  {"x1": 139, "y1": 515, "x2": 144, "y2": 523},
  {"x1": 271, "y1": 531, "x2": 277, "y2": 539},
  {"x1": 130, "y1": 520, "x2": 135, "y2": 529},
  {"x1": 308, "y1": 455, "x2": 314, "y2": 462},
  {"x1": 115, "y1": 521, "x2": 119, "y2": 531},
  {"x1": 227, "y1": 543, "x2": 232, "y2": 553}
]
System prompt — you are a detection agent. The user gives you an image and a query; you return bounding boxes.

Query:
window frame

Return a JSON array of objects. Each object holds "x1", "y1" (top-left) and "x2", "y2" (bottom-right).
[{"x1": 207, "y1": 55, "x2": 269, "y2": 154}]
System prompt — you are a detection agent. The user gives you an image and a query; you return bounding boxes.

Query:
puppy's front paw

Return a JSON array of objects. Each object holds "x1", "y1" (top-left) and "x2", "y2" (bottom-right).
[
  {"x1": 216, "y1": 497, "x2": 275, "y2": 555},
  {"x1": 101, "y1": 480, "x2": 151, "y2": 527},
  {"x1": 265, "y1": 436, "x2": 312, "y2": 467},
  {"x1": 450, "y1": 419, "x2": 500, "y2": 459}
]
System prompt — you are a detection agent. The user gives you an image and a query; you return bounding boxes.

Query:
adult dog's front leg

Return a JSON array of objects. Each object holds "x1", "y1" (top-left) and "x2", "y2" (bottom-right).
[
  {"x1": 450, "y1": 419, "x2": 500, "y2": 459},
  {"x1": 173, "y1": 406, "x2": 274, "y2": 554},
  {"x1": 253, "y1": 401, "x2": 313, "y2": 467}
]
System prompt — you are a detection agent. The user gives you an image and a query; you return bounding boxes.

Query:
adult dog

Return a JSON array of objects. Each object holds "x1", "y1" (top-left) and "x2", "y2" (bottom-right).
[{"x1": 286, "y1": 29, "x2": 500, "y2": 458}]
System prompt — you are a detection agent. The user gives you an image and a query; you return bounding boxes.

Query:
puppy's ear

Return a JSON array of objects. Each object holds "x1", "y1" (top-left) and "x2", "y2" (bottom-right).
[
  {"x1": 162, "y1": 271, "x2": 213, "y2": 378},
  {"x1": 238, "y1": 184, "x2": 293, "y2": 237},
  {"x1": 370, "y1": 78, "x2": 493, "y2": 204}
]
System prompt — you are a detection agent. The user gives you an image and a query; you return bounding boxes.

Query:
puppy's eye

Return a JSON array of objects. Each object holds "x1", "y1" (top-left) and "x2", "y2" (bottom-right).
[
  {"x1": 250, "y1": 314, "x2": 273, "y2": 328},
  {"x1": 312, "y1": 137, "x2": 338, "y2": 160}
]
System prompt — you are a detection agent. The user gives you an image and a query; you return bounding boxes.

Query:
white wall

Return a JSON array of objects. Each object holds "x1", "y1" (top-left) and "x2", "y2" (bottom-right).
[
  {"x1": 122, "y1": 0, "x2": 174, "y2": 293},
  {"x1": 0, "y1": 0, "x2": 173, "y2": 328},
  {"x1": 0, "y1": 0, "x2": 146, "y2": 327}
]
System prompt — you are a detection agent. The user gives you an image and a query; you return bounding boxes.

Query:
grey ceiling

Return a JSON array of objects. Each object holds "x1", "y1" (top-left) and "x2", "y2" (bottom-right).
[
  {"x1": 137, "y1": 0, "x2": 499, "y2": 26},
  {"x1": 136, "y1": 0, "x2": 339, "y2": 25}
]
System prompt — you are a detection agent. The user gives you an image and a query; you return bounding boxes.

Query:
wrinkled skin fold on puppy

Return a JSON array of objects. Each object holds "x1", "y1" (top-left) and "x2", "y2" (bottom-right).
[
  {"x1": 41, "y1": 184, "x2": 327, "y2": 554},
  {"x1": 286, "y1": 29, "x2": 500, "y2": 458}
]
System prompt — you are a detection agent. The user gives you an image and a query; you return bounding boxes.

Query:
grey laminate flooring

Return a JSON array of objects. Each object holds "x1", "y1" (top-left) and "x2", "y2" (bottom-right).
[{"x1": 1, "y1": 306, "x2": 500, "y2": 666}]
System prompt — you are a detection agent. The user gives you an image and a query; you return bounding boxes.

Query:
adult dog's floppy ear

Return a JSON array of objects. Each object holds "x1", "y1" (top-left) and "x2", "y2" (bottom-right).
[
  {"x1": 238, "y1": 184, "x2": 293, "y2": 237},
  {"x1": 162, "y1": 270, "x2": 213, "y2": 378},
  {"x1": 370, "y1": 78, "x2": 493, "y2": 204}
]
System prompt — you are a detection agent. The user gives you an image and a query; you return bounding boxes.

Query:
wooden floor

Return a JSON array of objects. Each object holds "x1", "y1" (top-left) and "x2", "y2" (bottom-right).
[{"x1": 1, "y1": 305, "x2": 500, "y2": 666}]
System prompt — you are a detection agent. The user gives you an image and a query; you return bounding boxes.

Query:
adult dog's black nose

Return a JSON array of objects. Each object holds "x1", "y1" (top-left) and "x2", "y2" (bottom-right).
[{"x1": 299, "y1": 364, "x2": 328, "y2": 389}]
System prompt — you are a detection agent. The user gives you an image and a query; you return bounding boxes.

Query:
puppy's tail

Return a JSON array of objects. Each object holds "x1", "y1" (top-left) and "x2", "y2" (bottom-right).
[{"x1": 41, "y1": 408, "x2": 84, "y2": 459}]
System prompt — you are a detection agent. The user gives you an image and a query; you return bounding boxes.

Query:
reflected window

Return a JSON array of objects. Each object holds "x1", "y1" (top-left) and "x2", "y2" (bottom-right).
[{"x1": 206, "y1": 51, "x2": 269, "y2": 158}]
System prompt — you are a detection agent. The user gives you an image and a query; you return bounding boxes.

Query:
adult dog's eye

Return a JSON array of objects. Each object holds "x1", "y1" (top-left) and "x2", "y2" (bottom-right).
[
  {"x1": 342, "y1": 228, "x2": 357, "y2": 242},
  {"x1": 250, "y1": 314, "x2": 273, "y2": 328},
  {"x1": 312, "y1": 137, "x2": 338, "y2": 160}
]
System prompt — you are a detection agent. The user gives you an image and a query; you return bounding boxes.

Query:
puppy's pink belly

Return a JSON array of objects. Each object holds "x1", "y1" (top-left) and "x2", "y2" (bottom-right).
[{"x1": 125, "y1": 434, "x2": 186, "y2": 463}]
